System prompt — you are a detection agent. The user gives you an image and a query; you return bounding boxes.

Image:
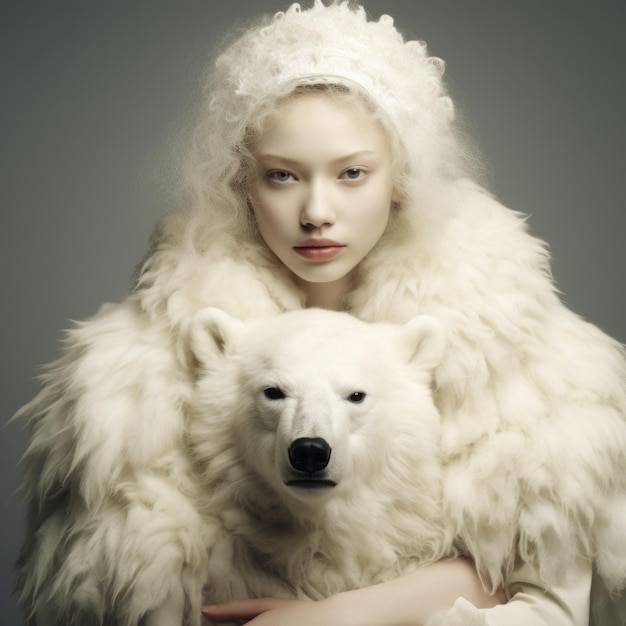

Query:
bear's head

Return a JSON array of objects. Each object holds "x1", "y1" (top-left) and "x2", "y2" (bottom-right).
[{"x1": 187, "y1": 308, "x2": 445, "y2": 522}]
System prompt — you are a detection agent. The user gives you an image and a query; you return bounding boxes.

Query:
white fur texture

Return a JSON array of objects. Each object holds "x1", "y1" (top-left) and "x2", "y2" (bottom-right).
[
  {"x1": 16, "y1": 182, "x2": 626, "y2": 623},
  {"x1": 16, "y1": 183, "x2": 626, "y2": 625},
  {"x1": 17, "y1": 308, "x2": 452, "y2": 625},
  {"x1": 15, "y1": 302, "x2": 207, "y2": 625},
  {"x1": 187, "y1": 308, "x2": 450, "y2": 609},
  {"x1": 15, "y1": 2, "x2": 626, "y2": 624}
]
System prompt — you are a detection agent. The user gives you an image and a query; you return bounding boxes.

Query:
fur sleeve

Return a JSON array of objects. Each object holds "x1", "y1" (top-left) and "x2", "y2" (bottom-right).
[
  {"x1": 432, "y1": 191, "x2": 626, "y2": 593},
  {"x1": 15, "y1": 297, "x2": 206, "y2": 625},
  {"x1": 351, "y1": 182, "x2": 626, "y2": 594}
]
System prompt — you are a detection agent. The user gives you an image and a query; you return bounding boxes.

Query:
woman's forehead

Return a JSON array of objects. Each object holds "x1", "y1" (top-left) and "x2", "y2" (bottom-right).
[{"x1": 254, "y1": 92, "x2": 391, "y2": 156}]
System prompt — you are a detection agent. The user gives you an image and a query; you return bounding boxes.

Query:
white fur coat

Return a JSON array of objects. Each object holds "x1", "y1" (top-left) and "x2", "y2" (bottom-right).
[{"x1": 15, "y1": 180, "x2": 626, "y2": 624}]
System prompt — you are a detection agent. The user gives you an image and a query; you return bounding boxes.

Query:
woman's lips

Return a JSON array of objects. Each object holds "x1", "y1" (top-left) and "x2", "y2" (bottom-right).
[{"x1": 293, "y1": 239, "x2": 345, "y2": 261}]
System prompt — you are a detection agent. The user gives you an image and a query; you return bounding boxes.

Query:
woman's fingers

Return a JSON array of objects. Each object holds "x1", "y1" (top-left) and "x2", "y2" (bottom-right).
[{"x1": 201, "y1": 597, "x2": 303, "y2": 621}]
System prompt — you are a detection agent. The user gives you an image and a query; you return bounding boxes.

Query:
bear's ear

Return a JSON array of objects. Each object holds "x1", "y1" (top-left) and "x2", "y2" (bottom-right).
[
  {"x1": 400, "y1": 315, "x2": 445, "y2": 371},
  {"x1": 189, "y1": 307, "x2": 244, "y2": 372}
]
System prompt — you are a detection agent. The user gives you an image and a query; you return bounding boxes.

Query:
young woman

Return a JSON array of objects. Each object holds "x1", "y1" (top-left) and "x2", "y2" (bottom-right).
[{"x1": 15, "y1": 2, "x2": 626, "y2": 625}]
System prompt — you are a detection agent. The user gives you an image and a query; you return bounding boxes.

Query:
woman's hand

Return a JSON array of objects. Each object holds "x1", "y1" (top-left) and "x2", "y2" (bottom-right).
[
  {"x1": 202, "y1": 558, "x2": 506, "y2": 626},
  {"x1": 202, "y1": 597, "x2": 340, "y2": 626}
]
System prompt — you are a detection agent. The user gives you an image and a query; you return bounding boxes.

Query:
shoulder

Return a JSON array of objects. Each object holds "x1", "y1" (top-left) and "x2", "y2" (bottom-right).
[
  {"x1": 445, "y1": 181, "x2": 550, "y2": 272},
  {"x1": 350, "y1": 180, "x2": 552, "y2": 323},
  {"x1": 136, "y1": 234, "x2": 303, "y2": 326}
]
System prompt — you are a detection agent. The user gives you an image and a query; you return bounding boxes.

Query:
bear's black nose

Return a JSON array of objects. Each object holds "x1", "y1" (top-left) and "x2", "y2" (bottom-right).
[{"x1": 288, "y1": 437, "x2": 332, "y2": 473}]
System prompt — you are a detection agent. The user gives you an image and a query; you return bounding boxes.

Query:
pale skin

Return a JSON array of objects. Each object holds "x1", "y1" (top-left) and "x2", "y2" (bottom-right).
[
  {"x1": 202, "y1": 558, "x2": 505, "y2": 625},
  {"x1": 249, "y1": 93, "x2": 396, "y2": 310},
  {"x1": 202, "y1": 92, "x2": 507, "y2": 624}
]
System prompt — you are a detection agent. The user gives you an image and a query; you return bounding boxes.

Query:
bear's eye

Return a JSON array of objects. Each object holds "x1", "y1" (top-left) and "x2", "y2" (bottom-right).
[
  {"x1": 263, "y1": 387, "x2": 286, "y2": 400},
  {"x1": 347, "y1": 391, "x2": 367, "y2": 403}
]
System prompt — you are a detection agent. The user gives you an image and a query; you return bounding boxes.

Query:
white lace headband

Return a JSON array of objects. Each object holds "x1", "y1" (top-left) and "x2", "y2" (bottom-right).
[{"x1": 213, "y1": 1, "x2": 454, "y2": 141}]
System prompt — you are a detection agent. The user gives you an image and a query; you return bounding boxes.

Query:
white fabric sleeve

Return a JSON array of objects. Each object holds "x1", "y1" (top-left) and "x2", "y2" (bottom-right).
[{"x1": 428, "y1": 557, "x2": 592, "y2": 626}]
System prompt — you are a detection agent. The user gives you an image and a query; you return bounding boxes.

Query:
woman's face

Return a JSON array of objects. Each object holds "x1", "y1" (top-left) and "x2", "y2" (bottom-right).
[{"x1": 250, "y1": 93, "x2": 396, "y2": 293}]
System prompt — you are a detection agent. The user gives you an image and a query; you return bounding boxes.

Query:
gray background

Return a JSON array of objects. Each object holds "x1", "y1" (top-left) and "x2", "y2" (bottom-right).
[{"x1": 2, "y1": 2, "x2": 624, "y2": 624}]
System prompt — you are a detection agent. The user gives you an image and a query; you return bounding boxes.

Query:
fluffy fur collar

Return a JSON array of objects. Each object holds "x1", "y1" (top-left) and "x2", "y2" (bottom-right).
[
  {"x1": 16, "y1": 181, "x2": 626, "y2": 623},
  {"x1": 139, "y1": 181, "x2": 626, "y2": 591}
]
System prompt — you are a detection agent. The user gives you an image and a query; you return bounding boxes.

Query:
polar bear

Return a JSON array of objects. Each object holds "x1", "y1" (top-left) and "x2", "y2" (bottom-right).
[{"x1": 187, "y1": 307, "x2": 452, "y2": 613}]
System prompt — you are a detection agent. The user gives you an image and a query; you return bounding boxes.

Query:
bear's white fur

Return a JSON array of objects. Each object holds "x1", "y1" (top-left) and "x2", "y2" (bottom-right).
[
  {"x1": 17, "y1": 307, "x2": 452, "y2": 626},
  {"x1": 186, "y1": 307, "x2": 452, "y2": 615}
]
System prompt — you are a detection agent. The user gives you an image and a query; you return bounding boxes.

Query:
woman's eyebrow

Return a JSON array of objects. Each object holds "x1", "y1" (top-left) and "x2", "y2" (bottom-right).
[
  {"x1": 256, "y1": 150, "x2": 377, "y2": 165},
  {"x1": 330, "y1": 150, "x2": 377, "y2": 164}
]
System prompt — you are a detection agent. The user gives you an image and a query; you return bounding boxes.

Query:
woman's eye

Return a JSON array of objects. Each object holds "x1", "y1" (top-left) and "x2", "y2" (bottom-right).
[
  {"x1": 347, "y1": 391, "x2": 366, "y2": 403},
  {"x1": 340, "y1": 168, "x2": 365, "y2": 181},
  {"x1": 263, "y1": 387, "x2": 286, "y2": 400},
  {"x1": 267, "y1": 170, "x2": 295, "y2": 183}
]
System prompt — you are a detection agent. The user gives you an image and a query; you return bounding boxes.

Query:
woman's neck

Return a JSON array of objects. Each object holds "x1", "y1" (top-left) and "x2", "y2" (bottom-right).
[{"x1": 294, "y1": 272, "x2": 354, "y2": 311}]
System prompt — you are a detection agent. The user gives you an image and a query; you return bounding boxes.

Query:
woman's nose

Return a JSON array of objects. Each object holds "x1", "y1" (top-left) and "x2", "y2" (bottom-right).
[{"x1": 300, "y1": 181, "x2": 336, "y2": 229}]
